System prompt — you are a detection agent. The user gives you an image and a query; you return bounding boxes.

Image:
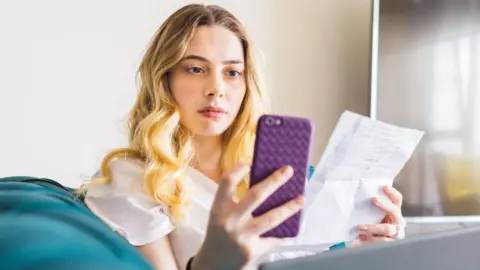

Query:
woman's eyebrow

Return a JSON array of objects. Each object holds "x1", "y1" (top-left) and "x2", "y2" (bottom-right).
[{"x1": 182, "y1": 54, "x2": 244, "y2": 65}]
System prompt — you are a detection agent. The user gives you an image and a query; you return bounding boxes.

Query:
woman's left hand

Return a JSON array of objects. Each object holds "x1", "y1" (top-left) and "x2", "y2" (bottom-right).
[{"x1": 354, "y1": 186, "x2": 406, "y2": 245}]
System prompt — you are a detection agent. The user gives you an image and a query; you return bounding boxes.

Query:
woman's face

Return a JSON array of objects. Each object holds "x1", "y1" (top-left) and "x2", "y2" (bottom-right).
[{"x1": 169, "y1": 26, "x2": 247, "y2": 137}]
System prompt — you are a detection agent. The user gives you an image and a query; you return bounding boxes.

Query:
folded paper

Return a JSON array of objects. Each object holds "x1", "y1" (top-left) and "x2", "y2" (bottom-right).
[{"x1": 299, "y1": 111, "x2": 424, "y2": 245}]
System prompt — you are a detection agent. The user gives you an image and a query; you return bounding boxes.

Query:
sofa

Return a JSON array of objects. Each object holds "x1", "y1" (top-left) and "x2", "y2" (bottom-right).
[{"x1": 0, "y1": 176, "x2": 153, "y2": 270}]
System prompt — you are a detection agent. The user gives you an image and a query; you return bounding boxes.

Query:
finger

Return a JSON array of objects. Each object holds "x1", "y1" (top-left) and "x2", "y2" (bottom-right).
[
  {"x1": 358, "y1": 234, "x2": 394, "y2": 244},
  {"x1": 383, "y1": 186, "x2": 403, "y2": 207},
  {"x1": 235, "y1": 166, "x2": 294, "y2": 219},
  {"x1": 350, "y1": 238, "x2": 363, "y2": 247},
  {"x1": 247, "y1": 196, "x2": 304, "y2": 236},
  {"x1": 357, "y1": 224, "x2": 399, "y2": 238},
  {"x1": 215, "y1": 164, "x2": 250, "y2": 204},
  {"x1": 372, "y1": 197, "x2": 404, "y2": 226}
]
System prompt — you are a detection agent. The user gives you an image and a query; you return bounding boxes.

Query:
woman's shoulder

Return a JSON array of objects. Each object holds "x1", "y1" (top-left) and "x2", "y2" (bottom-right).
[
  {"x1": 108, "y1": 158, "x2": 145, "y2": 181},
  {"x1": 86, "y1": 157, "x2": 146, "y2": 196},
  {"x1": 84, "y1": 157, "x2": 175, "y2": 246}
]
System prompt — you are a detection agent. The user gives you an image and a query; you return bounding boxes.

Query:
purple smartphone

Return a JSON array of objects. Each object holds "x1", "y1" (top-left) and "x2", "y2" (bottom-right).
[{"x1": 249, "y1": 114, "x2": 314, "y2": 238}]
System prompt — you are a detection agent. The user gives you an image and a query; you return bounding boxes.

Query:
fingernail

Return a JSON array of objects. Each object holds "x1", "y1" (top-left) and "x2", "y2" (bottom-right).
[
  {"x1": 295, "y1": 196, "x2": 305, "y2": 204},
  {"x1": 357, "y1": 225, "x2": 368, "y2": 231},
  {"x1": 373, "y1": 197, "x2": 381, "y2": 204},
  {"x1": 358, "y1": 234, "x2": 367, "y2": 241},
  {"x1": 282, "y1": 166, "x2": 293, "y2": 175}
]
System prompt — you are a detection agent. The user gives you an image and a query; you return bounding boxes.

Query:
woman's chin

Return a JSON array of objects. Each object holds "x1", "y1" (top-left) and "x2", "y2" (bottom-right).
[
  {"x1": 195, "y1": 129, "x2": 227, "y2": 137},
  {"x1": 192, "y1": 123, "x2": 230, "y2": 137},
  {"x1": 183, "y1": 116, "x2": 234, "y2": 137}
]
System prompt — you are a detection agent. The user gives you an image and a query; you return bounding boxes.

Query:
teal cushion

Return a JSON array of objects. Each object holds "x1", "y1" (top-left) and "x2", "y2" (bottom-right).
[{"x1": 0, "y1": 176, "x2": 153, "y2": 270}]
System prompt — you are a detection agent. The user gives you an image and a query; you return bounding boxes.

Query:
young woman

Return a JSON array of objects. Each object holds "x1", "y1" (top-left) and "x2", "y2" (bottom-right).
[{"x1": 82, "y1": 4, "x2": 406, "y2": 270}]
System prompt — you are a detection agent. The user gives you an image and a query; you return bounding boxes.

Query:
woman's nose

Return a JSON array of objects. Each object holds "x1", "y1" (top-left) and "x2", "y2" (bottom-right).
[{"x1": 204, "y1": 72, "x2": 225, "y2": 98}]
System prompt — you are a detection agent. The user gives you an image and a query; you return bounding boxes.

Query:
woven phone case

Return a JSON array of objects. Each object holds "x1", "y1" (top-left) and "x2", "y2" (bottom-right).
[{"x1": 250, "y1": 115, "x2": 313, "y2": 238}]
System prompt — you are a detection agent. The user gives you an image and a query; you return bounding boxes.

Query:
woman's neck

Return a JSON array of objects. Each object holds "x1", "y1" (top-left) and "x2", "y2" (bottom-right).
[{"x1": 192, "y1": 135, "x2": 223, "y2": 183}]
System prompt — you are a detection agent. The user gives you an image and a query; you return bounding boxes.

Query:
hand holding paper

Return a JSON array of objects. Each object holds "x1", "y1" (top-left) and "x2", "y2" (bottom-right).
[
  {"x1": 355, "y1": 185, "x2": 406, "y2": 243},
  {"x1": 299, "y1": 111, "x2": 424, "y2": 246}
]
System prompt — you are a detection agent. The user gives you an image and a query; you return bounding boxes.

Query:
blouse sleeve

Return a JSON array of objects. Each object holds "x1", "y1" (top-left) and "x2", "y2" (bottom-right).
[{"x1": 84, "y1": 158, "x2": 175, "y2": 246}]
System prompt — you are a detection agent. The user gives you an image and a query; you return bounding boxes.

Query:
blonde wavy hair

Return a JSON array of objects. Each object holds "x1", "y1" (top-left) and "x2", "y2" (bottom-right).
[{"x1": 80, "y1": 4, "x2": 268, "y2": 222}]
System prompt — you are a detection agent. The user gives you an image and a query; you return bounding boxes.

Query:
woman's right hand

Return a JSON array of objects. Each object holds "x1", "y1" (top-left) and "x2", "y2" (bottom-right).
[{"x1": 192, "y1": 164, "x2": 304, "y2": 270}]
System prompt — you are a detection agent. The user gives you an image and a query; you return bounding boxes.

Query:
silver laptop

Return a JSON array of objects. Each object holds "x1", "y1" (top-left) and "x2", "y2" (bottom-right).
[{"x1": 259, "y1": 225, "x2": 480, "y2": 270}]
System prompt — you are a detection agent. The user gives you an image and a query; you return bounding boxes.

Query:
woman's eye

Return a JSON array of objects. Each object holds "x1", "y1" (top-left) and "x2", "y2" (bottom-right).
[
  {"x1": 186, "y1": 67, "x2": 204, "y2": 74},
  {"x1": 226, "y1": 70, "x2": 241, "y2": 77}
]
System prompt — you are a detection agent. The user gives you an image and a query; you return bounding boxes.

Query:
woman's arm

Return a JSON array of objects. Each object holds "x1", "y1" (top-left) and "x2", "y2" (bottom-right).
[{"x1": 136, "y1": 236, "x2": 178, "y2": 270}]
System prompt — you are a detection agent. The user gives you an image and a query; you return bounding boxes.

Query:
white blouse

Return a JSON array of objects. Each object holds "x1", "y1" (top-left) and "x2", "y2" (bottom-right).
[
  {"x1": 84, "y1": 159, "x2": 321, "y2": 269},
  {"x1": 84, "y1": 158, "x2": 218, "y2": 269}
]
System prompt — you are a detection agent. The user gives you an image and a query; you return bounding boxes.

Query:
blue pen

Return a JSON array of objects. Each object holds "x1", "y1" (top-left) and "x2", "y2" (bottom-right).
[{"x1": 329, "y1": 242, "x2": 346, "y2": 250}]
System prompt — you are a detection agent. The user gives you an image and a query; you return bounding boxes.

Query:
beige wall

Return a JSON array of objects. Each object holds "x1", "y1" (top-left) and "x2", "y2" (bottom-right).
[
  {"x1": 0, "y1": 0, "x2": 373, "y2": 186},
  {"x1": 272, "y1": 0, "x2": 373, "y2": 164}
]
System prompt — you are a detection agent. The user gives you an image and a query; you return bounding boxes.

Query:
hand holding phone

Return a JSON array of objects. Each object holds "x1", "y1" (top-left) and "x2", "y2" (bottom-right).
[
  {"x1": 249, "y1": 114, "x2": 314, "y2": 238},
  {"x1": 195, "y1": 163, "x2": 305, "y2": 270}
]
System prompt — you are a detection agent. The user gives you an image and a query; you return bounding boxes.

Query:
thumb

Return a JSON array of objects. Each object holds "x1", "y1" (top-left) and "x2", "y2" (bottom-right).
[{"x1": 214, "y1": 164, "x2": 250, "y2": 204}]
